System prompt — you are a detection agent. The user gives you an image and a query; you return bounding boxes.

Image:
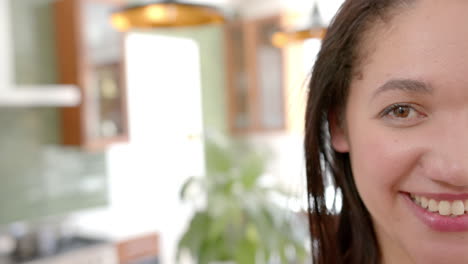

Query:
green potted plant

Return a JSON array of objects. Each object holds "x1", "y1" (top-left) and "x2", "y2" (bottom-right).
[{"x1": 177, "y1": 134, "x2": 308, "y2": 264}]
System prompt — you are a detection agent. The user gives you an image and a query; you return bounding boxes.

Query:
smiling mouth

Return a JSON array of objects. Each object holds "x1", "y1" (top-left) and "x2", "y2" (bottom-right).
[{"x1": 410, "y1": 194, "x2": 468, "y2": 217}]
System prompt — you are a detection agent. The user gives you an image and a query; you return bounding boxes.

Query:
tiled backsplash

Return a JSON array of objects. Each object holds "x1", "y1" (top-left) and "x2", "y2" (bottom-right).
[
  {"x1": 0, "y1": 108, "x2": 108, "y2": 225},
  {"x1": 0, "y1": 0, "x2": 109, "y2": 226}
]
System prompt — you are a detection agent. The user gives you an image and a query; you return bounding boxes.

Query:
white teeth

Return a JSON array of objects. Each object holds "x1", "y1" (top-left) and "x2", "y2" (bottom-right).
[
  {"x1": 412, "y1": 195, "x2": 468, "y2": 216},
  {"x1": 416, "y1": 196, "x2": 421, "y2": 203},
  {"x1": 452, "y1": 201, "x2": 465, "y2": 216},
  {"x1": 428, "y1": 199, "x2": 439, "y2": 212},
  {"x1": 438, "y1": 201, "x2": 450, "y2": 216},
  {"x1": 421, "y1": 197, "x2": 429, "y2": 209}
]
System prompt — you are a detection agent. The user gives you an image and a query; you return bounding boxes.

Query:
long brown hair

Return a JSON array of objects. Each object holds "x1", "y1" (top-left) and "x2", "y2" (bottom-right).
[{"x1": 304, "y1": 0, "x2": 415, "y2": 263}]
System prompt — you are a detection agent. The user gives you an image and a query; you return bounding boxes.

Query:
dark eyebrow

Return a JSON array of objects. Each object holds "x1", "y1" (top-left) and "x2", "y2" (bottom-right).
[{"x1": 372, "y1": 78, "x2": 433, "y2": 100}]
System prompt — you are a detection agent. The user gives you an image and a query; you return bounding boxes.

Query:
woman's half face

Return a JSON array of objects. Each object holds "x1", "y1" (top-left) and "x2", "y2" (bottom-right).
[{"x1": 331, "y1": 1, "x2": 468, "y2": 263}]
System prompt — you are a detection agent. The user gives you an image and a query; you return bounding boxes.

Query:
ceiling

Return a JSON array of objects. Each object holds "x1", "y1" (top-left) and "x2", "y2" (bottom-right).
[{"x1": 123, "y1": 0, "x2": 345, "y2": 24}]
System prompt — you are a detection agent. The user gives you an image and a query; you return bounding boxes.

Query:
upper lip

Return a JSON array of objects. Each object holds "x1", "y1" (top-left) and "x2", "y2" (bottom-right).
[{"x1": 408, "y1": 192, "x2": 468, "y2": 201}]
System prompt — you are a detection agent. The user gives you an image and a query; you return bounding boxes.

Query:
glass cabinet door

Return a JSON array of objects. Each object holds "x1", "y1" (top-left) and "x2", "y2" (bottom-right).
[
  {"x1": 225, "y1": 16, "x2": 286, "y2": 134},
  {"x1": 82, "y1": 0, "x2": 127, "y2": 142},
  {"x1": 255, "y1": 17, "x2": 285, "y2": 130},
  {"x1": 226, "y1": 22, "x2": 252, "y2": 132},
  {"x1": 54, "y1": 0, "x2": 129, "y2": 151}
]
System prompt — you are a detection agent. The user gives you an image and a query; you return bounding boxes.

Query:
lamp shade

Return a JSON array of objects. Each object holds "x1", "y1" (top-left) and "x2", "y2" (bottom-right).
[
  {"x1": 272, "y1": 27, "x2": 326, "y2": 48},
  {"x1": 111, "y1": 1, "x2": 225, "y2": 31},
  {"x1": 272, "y1": 2, "x2": 326, "y2": 47}
]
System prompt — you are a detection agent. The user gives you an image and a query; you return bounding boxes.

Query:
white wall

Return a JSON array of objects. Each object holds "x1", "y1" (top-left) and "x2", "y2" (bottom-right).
[{"x1": 71, "y1": 34, "x2": 205, "y2": 264}]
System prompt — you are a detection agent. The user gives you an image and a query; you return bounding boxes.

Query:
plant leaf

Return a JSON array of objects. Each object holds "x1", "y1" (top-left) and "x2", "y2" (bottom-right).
[
  {"x1": 235, "y1": 237, "x2": 257, "y2": 264},
  {"x1": 180, "y1": 176, "x2": 197, "y2": 200}
]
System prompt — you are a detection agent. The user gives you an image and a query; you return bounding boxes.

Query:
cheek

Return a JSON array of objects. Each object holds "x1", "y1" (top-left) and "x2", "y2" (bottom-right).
[{"x1": 347, "y1": 125, "x2": 422, "y2": 207}]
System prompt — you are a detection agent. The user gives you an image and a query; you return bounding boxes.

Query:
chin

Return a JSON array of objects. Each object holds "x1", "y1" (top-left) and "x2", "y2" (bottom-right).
[
  {"x1": 400, "y1": 223, "x2": 468, "y2": 264},
  {"x1": 410, "y1": 241, "x2": 468, "y2": 264}
]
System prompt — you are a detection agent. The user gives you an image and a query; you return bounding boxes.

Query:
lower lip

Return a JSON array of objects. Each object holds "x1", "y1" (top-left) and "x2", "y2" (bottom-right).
[{"x1": 403, "y1": 193, "x2": 468, "y2": 232}]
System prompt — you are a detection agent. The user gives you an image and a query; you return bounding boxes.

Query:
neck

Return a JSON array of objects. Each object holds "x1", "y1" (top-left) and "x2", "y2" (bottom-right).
[{"x1": 374, "y1": 222, "x2": 415, "y2": 264}]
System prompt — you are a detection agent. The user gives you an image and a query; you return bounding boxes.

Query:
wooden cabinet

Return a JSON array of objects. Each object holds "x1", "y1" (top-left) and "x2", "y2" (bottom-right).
[
  {"x1": 116, "y1": 233, "x2": 160, "y2": 264},
  {"x1": 54, "y1": 0, "x2": 129, "y2": 151},
  {"x1": 225, "y1": 16, "x2": 286, "y2": 134}
]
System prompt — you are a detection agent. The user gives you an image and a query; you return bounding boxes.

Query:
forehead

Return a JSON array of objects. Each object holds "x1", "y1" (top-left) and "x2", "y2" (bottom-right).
[{"x1": 355, "y1": 0, "x2": 468, "y2": 94}]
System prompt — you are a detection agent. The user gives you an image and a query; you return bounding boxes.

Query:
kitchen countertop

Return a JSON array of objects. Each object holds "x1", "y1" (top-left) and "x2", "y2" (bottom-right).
[{"x1": 0, "y1": 236, "x2": 114, "y2": 264}]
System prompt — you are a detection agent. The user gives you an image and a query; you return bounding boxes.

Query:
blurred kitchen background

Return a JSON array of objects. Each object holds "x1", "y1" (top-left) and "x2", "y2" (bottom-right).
[{"x1": 0, "y1": 0, "x2": 343, "y2": 264}]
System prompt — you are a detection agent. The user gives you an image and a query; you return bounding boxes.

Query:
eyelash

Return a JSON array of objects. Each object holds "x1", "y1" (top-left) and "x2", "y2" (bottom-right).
[
  {"x1": 381, "y1": 104, "x2": 413, "y2": 117},
  {"x1": 380, "y1": 103, "x2": 426, "y2": 122}
]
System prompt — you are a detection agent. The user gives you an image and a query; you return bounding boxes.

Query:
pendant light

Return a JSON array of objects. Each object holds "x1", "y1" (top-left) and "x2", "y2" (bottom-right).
[
  {"x1": 111, "y1": 0, "x2": 225, "y2": 31},
  {"x1": 272, "y1": 2, "x2": 326, "y2": 48}
]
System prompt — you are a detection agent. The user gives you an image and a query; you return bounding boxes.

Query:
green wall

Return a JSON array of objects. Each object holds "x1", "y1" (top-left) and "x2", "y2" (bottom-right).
[
  {"x1": 10, "y1": 0, "x2": 58, "y2": 85},
  {"x1": 0, "y1": 0, "x2": 108, "y2": 225}
]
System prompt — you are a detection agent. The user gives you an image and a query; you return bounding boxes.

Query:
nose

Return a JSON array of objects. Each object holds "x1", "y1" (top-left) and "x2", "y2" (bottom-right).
[{"x1": 420, "y1": 117, "x2": 468, "y2": 188}]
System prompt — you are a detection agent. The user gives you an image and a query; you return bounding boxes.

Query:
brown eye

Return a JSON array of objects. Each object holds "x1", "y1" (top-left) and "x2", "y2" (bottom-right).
[
  {"x1": 380, "y1": 103, "x2": 427, "y2": 127},
  {"x1": 392, "y1": 106, "x2": 411, "y2": 118}
]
